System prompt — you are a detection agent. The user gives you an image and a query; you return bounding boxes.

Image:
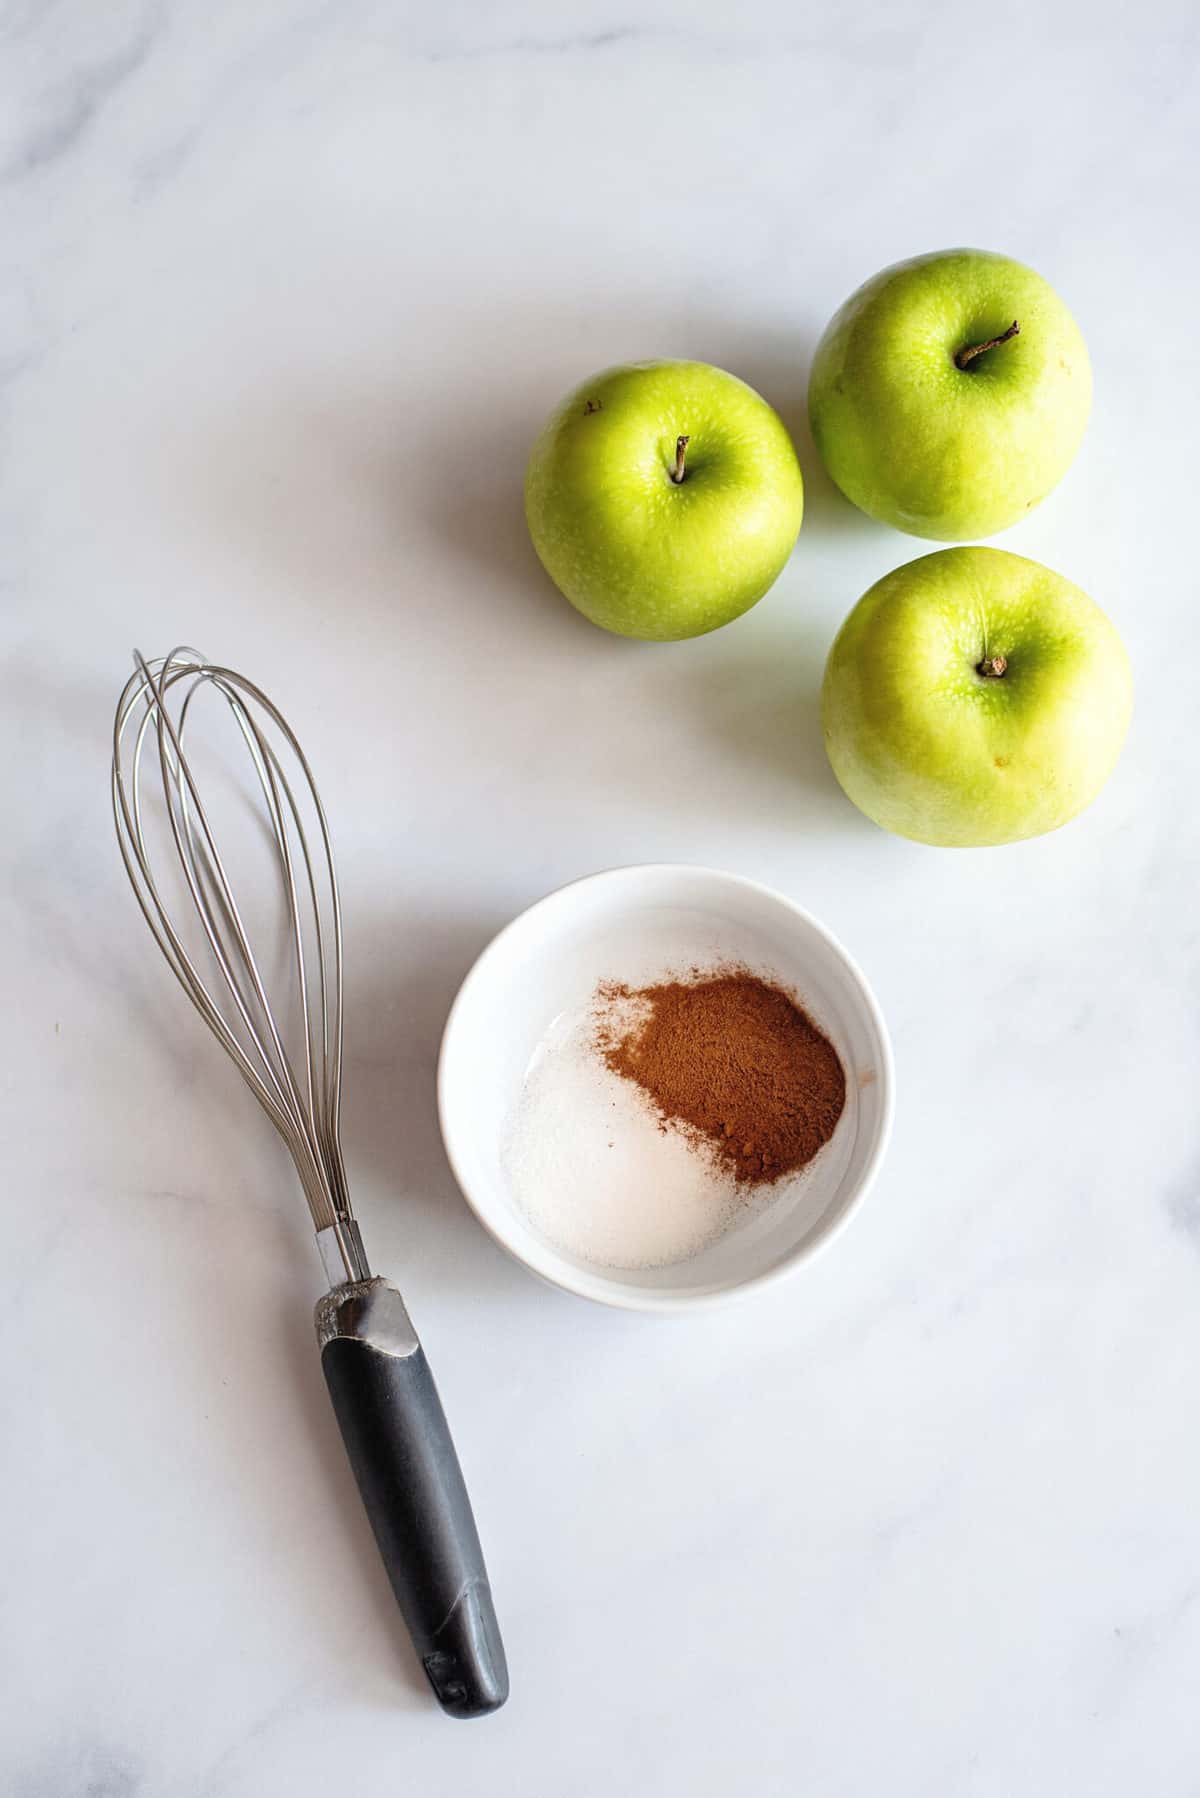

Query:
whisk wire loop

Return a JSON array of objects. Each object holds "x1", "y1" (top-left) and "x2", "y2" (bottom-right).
[{"x1": 112, "y1": 647, "x2": 351, "y2": 1241}]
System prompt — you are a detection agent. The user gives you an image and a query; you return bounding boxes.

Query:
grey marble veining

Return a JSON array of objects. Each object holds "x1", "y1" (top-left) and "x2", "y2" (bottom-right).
[
  {"x1": 3, "y1": 8, "x2": 159, "y2": 180},
  {"x1": 3, "y1": 0, "x2": 1200, "y2": 1793}
]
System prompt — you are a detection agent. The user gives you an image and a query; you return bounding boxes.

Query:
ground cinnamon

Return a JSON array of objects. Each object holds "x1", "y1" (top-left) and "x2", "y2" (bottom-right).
[{"x1": 597, "y1": 968, "x2": 845, "y2": 1186}]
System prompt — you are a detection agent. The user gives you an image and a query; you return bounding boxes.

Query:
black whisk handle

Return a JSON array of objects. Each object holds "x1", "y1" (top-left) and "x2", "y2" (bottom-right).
[{"x1": 316, "y1": 1279, "x2": 508, "y2": 1719}]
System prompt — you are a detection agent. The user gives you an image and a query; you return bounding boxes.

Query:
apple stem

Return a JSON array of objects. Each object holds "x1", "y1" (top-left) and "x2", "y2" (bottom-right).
[
  {"x1": 955, "y1": 320, "x2": 1020, "y2": 371},
  {"x1": 670, "y1": 435, "x2": 690, "y2": 483},
  {"x1": 977, "y1": 654, "x2": 1008, "y2": 678}
]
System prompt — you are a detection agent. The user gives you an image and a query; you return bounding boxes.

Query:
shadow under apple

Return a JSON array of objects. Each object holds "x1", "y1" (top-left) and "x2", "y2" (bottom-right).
[
  {"x1": 417, "y1": 394, "x2": 592, "y2": 637},
  {"x1": 418, "y1": 321, "x2": 887, "y2": 637},
  {"x1": 652, "y1": 605, "x2": 872, "y2": 839}
]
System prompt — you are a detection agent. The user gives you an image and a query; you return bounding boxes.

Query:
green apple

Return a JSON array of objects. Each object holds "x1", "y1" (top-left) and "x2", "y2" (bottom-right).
[
  {"x1": 524, "y1": 360, "x2": 803, "y2": 640},
  {"x1": 822, "y1": 547, "x2": 1132, "y2": 847},
  {"x1": 808, "y1": 249, "x2": 1091, "y2": 541}
]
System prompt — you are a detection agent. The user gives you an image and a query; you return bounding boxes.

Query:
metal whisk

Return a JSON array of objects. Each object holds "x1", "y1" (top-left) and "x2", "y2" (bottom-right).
[{"x1": 112, "y1": 648, "x2": 507, "y2": 1720}]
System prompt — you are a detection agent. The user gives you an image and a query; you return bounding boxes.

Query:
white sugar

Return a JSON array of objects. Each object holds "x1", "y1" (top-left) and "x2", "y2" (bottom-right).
[{"x1": 503, "y1": 999, "x2": 743, "y2": 1271}]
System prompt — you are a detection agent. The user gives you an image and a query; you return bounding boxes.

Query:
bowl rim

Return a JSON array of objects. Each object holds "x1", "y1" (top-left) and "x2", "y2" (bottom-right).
[{"x1": 436, "y1": 862, "x2": 895, "y2": 1314}]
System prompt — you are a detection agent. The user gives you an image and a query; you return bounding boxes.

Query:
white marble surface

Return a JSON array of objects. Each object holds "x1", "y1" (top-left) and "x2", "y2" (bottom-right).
[{"x1": 4, "y1": 0, "x2": 1200, "y2": 1790}]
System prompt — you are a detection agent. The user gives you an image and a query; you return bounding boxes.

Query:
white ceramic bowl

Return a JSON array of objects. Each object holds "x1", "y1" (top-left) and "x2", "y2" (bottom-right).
[{"x1": 437, "y1": 865, "x2": 893, "y2": 1313}]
